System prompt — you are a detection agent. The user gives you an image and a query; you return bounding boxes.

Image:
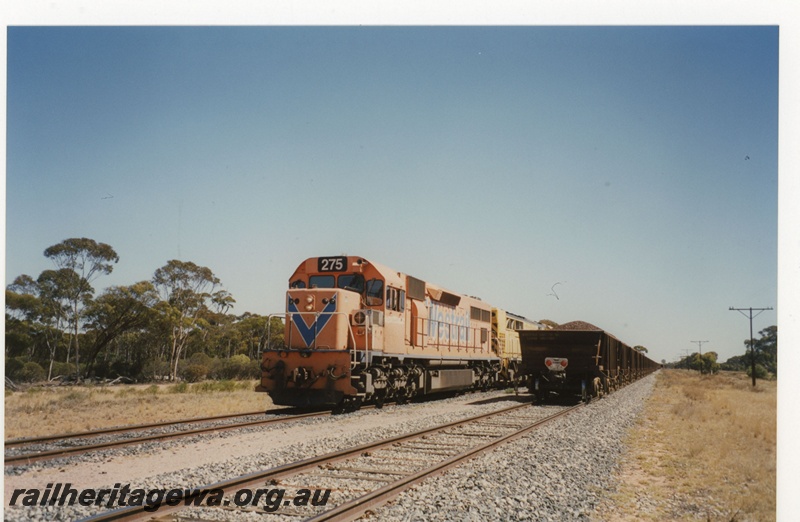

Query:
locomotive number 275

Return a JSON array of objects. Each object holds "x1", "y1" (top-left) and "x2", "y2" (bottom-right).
[{"x1": 318, "y1": 256, "x2": 347, "y2": 272}]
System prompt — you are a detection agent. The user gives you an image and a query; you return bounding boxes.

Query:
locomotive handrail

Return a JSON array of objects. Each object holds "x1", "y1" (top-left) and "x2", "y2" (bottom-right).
[{"x1": 412, "y1": 315, "x2": 490, "y2": 354}]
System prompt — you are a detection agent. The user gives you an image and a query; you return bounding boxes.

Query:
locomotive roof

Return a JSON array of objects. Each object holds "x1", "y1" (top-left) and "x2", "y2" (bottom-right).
[
  {"x1": 506, "y1": 310, "x2": 540, "y2": 324},
  {"x1": 298, "y1": 256, "x2": 478, "y2": 303}
]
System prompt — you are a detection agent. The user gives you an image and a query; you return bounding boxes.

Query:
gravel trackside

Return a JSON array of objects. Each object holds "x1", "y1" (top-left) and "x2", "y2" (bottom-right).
[
  {"x1": 4, "y1": 377, "x2": 655, "y2": 521},
  {"x1": 368, "y1": 374, "x2": 655, "y2": 522}
]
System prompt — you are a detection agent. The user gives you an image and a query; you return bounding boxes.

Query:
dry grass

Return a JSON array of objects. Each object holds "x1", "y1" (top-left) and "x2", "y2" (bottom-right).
[
  {"x1": 595, "y1": 370, "x2": 776, "y2": 521},
  {"x1": 4, "y1": 380, "x2": 275, "y2": 440}
]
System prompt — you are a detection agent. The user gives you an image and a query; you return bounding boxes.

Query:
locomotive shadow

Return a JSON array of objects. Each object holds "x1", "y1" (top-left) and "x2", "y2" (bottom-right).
[{"x1": 466, "y1": 393, "x2": 533, "y2": 406}]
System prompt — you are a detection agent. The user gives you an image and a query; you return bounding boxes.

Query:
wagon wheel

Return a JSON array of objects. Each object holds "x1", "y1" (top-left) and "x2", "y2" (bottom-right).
[{"x1": 593, "y1": 378, "x2": 604, "y2": 399}]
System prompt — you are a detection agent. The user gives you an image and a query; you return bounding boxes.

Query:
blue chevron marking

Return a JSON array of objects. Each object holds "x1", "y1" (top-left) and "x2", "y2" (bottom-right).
[{"x1": 288, "y1": 295, "x2": 338, "y2": 348}]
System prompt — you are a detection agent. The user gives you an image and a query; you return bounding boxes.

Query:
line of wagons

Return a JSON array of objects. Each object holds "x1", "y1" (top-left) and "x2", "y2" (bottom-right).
[
  {"x1": 257, "y1": 256, "x2": 660, "y2": 410},
  {"x1": 519, "y1": 321, "x2": 661, "y2": 403}
]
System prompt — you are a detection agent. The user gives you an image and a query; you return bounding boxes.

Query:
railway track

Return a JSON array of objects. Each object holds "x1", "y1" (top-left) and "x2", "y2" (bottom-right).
[
  {"x1": 4, "y1": 409, "x2": 292, "y2": 448},
  {"x1": 4, "y1": 409, "x2": 329, "y2": 467},
  {"x1": 5, "y1": 391, "x2": 494, "y2": 467},
  {"x1": 81, "y1": 402, "x2": 582, "y2": 521}
]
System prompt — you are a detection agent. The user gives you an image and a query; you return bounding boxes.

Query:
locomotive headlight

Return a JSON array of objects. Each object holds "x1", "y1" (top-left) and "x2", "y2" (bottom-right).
[
  {"x1": 305, "y1": 304, "x2": 314, "y2": 311},
  {"x1": 306, "y1": 296, "x2": 314, "y2": 304}
]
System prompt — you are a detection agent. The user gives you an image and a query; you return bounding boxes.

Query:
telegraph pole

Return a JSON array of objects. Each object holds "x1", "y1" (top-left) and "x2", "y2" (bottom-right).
[
  {"x1": 680, "y1": 349, "x2": 691, "y2": 369},
  {"x1": 729, "y1": 306, "x2": 773, "y2": 387},
  {"x1": 690, "y1": 340, "x2": 709, "y2": 355}
]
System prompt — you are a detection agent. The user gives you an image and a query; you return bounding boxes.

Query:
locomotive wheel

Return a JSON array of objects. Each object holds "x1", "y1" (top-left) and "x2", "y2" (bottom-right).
[
  {"x1": 406, "y1": 380, "x2": 418, "y2": 401},
  {"x1": 333, "y1": 396, "x2": 362, "y2": 414},
  {"x1": 347, "y1": 397, "x2": 363, "y2": 412}
]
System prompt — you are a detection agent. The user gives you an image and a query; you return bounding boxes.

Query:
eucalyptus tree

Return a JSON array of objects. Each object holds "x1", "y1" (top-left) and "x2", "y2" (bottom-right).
[
  {"x1": 6, "y1": 275, "x2": 44, "y2": 361},
  {"x1": 747, "y1": 325, "x2": 777, "y2": 375},
  {"x1": 6, "y1": 275, "x2": 41, "y2": 324},
  {"x1": 196, "y1": 289, "x2": 239, "y2": 359},
  {"x1": 82, "y1": 281, "x2": 160, "y2": 376},
  {"x1": 152, "y1": 260, "x2": 227, "y2": 380},
  {"x1": 6, "y1": 270, "x2": 78, "y2": 379},
  {"x1": 43, "y1": 238, "x2": 119, "y2": 380},
  {"x1": 236, "y1": 313, "x2": 273, "y2": 360}
]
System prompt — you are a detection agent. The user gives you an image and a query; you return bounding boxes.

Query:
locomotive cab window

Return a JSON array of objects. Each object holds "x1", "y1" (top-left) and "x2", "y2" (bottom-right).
[
  {"x1": 290, "y1": 280, "x2": 306, "y2": 289},
  {"x1": 338, "y1": 274, "x2": 365, "y2": 293},
  {"x1": 386, "y1": 287, "x2": 405, "y2": 312},
  {"x1": 507, "y1": 319, "x2": 523, "y2": 330},
  {"x1": 309, "y1": 275, "x2": 335, "y2": 288},
  {"x1": 365, "y1": 279, "x2": 384, "y2": 306}
]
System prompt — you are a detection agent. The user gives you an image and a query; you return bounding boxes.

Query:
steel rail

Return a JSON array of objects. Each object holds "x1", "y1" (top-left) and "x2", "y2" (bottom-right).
[
  {"x1": 5, "y1": 410, "x2": 329, "y2": 466},
  {"x1": 78, "y1": 402, "x2": 579, "y2": 522},
  {"x1": 309, "y1": 403, "x2": 583, "y2": 521},
  {"x1": 4, "y1": 409, "x2": 286, "y2": 448}
]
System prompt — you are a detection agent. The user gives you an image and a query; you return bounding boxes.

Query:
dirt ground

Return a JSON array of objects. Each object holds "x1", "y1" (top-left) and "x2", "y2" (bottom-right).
[
  {"x1": 594, "y1": 370, "x2": 776, "y2": 521},
  {"x1": 4, "y1": 380, "x2": 273, "y2": 440}
]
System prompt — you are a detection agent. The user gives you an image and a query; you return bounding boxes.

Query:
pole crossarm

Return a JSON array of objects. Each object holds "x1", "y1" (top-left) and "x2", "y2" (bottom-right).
[{"x1": 690, "y1": 340, "x2": 709, "y2": 355}]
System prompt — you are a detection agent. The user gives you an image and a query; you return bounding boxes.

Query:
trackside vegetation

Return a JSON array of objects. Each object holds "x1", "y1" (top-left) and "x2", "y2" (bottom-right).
[
  {"x1": 6, "y1": 237, "x2": 284, "y2": 385},
  {"x1": 665, "y1": 326, "x2": 777, "y2": 381},
  {"x1": 595, "y1": 370, "x2": 776, "y2": 521}
]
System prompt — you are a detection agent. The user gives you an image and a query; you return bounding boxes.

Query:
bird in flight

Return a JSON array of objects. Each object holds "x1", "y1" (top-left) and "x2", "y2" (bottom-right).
[{"x1": 547, "y1": 282, "x2": 565, "y2": 300}]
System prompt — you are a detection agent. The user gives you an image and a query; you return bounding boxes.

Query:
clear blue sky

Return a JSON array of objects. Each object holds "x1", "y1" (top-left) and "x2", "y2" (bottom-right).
[{"x1": 5, "y1": 26, "x2": 780, "y2": 365}]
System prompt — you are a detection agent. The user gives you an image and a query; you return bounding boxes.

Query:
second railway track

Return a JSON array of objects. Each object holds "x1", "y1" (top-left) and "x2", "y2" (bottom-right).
[
  {"x1": 82, "y1": 401, "x2": 583, "y2": 521},
  {"x1": 4, "y1": 409, "x2": 330, "y2": 467}
]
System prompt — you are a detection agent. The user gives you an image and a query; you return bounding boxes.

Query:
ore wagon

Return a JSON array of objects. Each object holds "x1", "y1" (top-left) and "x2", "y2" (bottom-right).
[{"x1": 519, "y1": 321, "x2": 657, "y2": 403}]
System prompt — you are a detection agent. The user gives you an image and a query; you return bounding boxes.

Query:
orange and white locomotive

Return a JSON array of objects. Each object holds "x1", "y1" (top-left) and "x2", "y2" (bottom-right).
[{"x1": 257, "y1": 256, "x2": 542, "y2": 410}]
